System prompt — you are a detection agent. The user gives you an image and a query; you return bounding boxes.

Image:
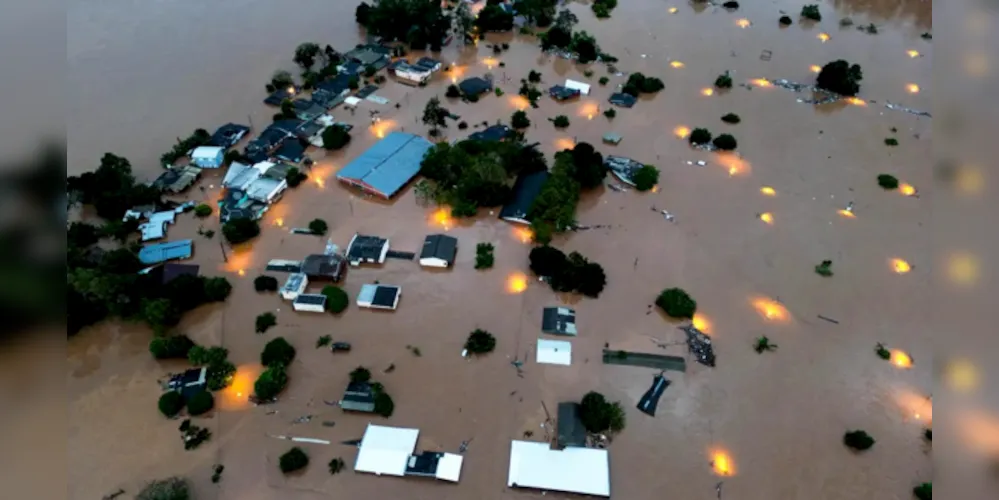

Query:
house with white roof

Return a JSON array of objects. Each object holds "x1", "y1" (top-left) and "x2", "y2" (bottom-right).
[
  {"x1": 507, "y1": 440, "x2": 609, "y2": 497},
  {"x1": 190, "y1": 146, "x2": 225, "y2": 168},
  {"x1": 354, "y1": 424, "x2": 464, "y2": 483}
]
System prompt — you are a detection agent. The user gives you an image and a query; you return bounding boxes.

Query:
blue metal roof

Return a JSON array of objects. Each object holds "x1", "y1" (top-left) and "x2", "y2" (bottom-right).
[
  {"x1": 336, "y1": 132, "x2": 432, "y2": 198},
  {"x1": 139, "y1": 239, "x2": 193, "y2": 265}
]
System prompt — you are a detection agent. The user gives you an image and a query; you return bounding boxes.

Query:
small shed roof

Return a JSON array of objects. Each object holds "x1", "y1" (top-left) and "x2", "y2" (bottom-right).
[
  {"x1": 556, "y1": 402, "x2": 587, "y2": 448},
  {"x1": 542, "y1": 307, "x2": 577, "y2": 336},
  {"x1": 336, "y1": 132, "x2": 432, "y2": 198},
  {"x1": 274, "y1": 140, "x2": 306, "y2": 163},
  {"x1": 458, "y1": 77, "x2": 492, "y2": 96},
  {"x1": 294, "y1": 293, "x2": 327, "y2": 306},
  {"x1": 355, "y1": 424, "x2": 420, "y2": 477},
  {"x1": 507, "y1": 440, "x2": 610, "y2": 496},
  {"x1": 192, "y1": 146, "x2": 224, "y2": 160},
  {"x1": 564, "y1": 79, "x2": 591, "y2": 95},
  {"x1": 301, "y1": 254, "x2": 345, "y2": 280},
  {"x1": 420, "y1": 234, "x2": 458, "y2": 263},
  {"x1": 536, "y1": 338, "x2": 572, "y2": 366},
  {"x1": 468, "y1": 124, "x2": 512, "y2": 142}
]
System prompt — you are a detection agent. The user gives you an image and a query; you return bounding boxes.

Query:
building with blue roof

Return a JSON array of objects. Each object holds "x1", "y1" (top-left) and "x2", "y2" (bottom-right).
[
  {"x1": 139, "y1": 239, "x2": 194, "y2": 265},
  {"x1": 336, "y1": 132, "x2": 433, "y2": 199}
]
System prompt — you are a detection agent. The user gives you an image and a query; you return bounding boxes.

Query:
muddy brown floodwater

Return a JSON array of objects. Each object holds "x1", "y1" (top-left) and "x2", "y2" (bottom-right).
[{"x1": 65, "y1": 0, "x2": 981, "y2": 499}]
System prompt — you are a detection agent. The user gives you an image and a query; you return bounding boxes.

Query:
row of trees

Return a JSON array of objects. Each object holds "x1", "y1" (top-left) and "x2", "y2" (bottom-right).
[
  {"x1": 417, "y1": 136, "x2": 548, "y2": 216},
  {"x1": 255, "y1": 337, "x2": 296, "y2": 400},
  {"x1": 526, "y1": 141, "x2": 607, "y2": 240},
  {"x1": 528, "y1": 246, "x2": 608, "y2": 297},
  {"x1": 355, "y1": 0, "x2": 451, "y2": 51},
  {"x1": 539, "y1": 10, "x2": 604, "y2": 63}
]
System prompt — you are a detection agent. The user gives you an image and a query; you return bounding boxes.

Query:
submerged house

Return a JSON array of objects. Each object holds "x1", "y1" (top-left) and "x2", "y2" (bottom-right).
[
  {"x1": 542, "y1": 307, "x2": 577, "y2": 336},
  {"x1": 536, "y1": 338, "x2": 572, "y2": 366},
  {"x1": 301, "y1": 253, "x2": 347, "y2": 282},
  {"x1": 499, "y1": 170, "x2": 550, "y2": 224},
  {"x1": 556, "y1": 402, "x2": 587, "y2": 449},
  {"x1": 190, "y1": 146, "x2": 225, "y2": 168},
  {"x1": 274, "y1": 140, "x2": 306, "y2": 164},
  {"x1": 207, "y1": 123, "x2": 251, "y2": 149},
  {"x1": 336, "y1": 132, "x2": 432, "y2": 199},
  {"x1": 507, "y1": 440, "x2": 610, "y2": 497},
  {"x1": 343, "y1": 44, "x2": 391, "y2": 71},
  {"x1": 293, "y1": 293, "x2": 327, "y2": 313},
  {"x1": 458, "y1": 76, "x2": 492, "y2": 97},
  {"x1": 280, "y1": 273, "x2": 308, "y2": 301},
  {"x1": 167, "y1": 367, "x2": 207, "y2": 399},
  {"x1": 413, "y1": 57, "x2": 442, "y2": 73},
  {"x1": 608, "y1": 92, "x2": 637, "y2": 108},
  {"x1": 291, "y1": 99, "x2": 327, "y2": 121},
  {"x1": 419, "y1": 234, "x2": 458, "y2": 268},
  {"x1": 313, "y1": 75, "x2": 353, "y2": 109},
  {"x1": 355, "y1": 424, "x2": 464, "y2": 482},
  {"x1": 244, "y1": 125, "x2": 294, "y2": 163},
  {"x1": 357, "y1": 283, "x2": 402, "y2": 310},
  {"x1": 564, "y1": 79, "x2": 591, "y2": 96},
  {"x1": 151, "y1": 166, "x2": 201, "y2": 194},
  {"x1": 604, "y1": 155, "x2": 644, "y2": 187},
  {"x1": 138, "y1": 240, "x2": 193, "y2": 265},
  {"x1": 222, "y1": 161, "x2": 288, "y2": 205},
  {"x1": 389, "y1": 60, "x2": 433, "y2": 86},
  {"x1": 637, "y1": 372, "x2": 671, "y2": 417},
  {"x1": 264, "y1": 85, "x2": 299, "y2": 106},
  {"x1": 549, "y1": 85, "x2": 582, "y2": 101},
  {"x1": 467, "y1": 124, "x2": 512, "y2": 142},
  {"x1": 346, "y1": 234, "x2": 390, "y2": 266},
  {"x1": 338, "y1": 381, "x2": 376, "y2": 412}
]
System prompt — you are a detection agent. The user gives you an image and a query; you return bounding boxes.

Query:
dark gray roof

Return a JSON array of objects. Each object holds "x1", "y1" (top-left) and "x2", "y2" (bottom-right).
[
  {"x1": 420, "y1": 234, "x2": 458, "y2": 264},
  {"x1": 458, "y1": 77, "x2": 492, "y2": 96},
  {"x1": 301, "y1": 254, "x2": 346, "y2": 281},
  {"x1": 168, "y1": 368, "x2": 206, "y2": 399},
  {"x1": 637, "y1": 373, "x2": 671, "y2": 416},
  {"x1": 372, "y1": 286, "x2": 400, "y2": 307},
  {"x1": 264, "y1": 87, "x2": 297, "y2": 106},
  {"x1": 557, "y1": 402, "x2": 587, "y2": 448},
  {"x1": 335, "y1": 133, "x2": 431, "y2": 198},
  {"x1": 414, "y1": 57, "x2": 440, "y2": 70},
  {"x1": 294, "y1": 293, "x2": 327, "y2": 306},
  {"x1": 355, "y1": 85, "x2": 379, "y2": 99},
  {"x1": 609, "y1": 92, "x2": 637, "y2": 108},
  {"x1": 499, "y1": 170, "x2": 550, "y2": 223},
  {"x1": 405, "y1": 451, "x2": 445, "y2": 476},
  {"x1": 340, "y1": 381, "x2": 376, "y2": 412},
  {"x1": 468, "y1": 124, "x2": 512, "y2": 142},
  {"x1": 207, "y1": 123, "x2": 251, "y2": 148},
  {"x1": 542, "y1": 307, "x2": 577, "y2": 335},
  {"x1": 162, "y1": 263, "x2": 200, "y2": 284},
  {"x1": 347, "y1": 235, "x2": 388, "y2": 262},
  {"x1": 549, "y1": 85, "x2": 581, "y2": 101},
  {"x1": 274, "y1": 140, "x2": 306, "y2": 163}
]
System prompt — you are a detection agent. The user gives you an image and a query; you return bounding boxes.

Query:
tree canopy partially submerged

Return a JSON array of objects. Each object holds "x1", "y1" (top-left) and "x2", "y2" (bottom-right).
[
  {"x1": 529, "y1": 246, "x2": 607, "y2": 297},
  {"x1": 656, "y1": 288, "x2": 697, "y2": 319},
  {"x1": 354, "y1": 0, "x2": 450, "y2": 50},
  {"x1": 579, "y1": 391, "x2": 626, "y2": 433},
  {"x1": 817, "y1": 60, "x2": 863, "y2": 96},
  {"x1": 136, "y1": 476, "x2": 191, "y2": 500}
]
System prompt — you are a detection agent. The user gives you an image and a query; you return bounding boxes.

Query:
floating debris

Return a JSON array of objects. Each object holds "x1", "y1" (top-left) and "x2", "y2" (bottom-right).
[
  {"x1": 817, "y1": 314, "x2": 840, "y2": 324},
  {"x1": 661, "y1": 210, "x2": 676, "y2": 222},
  {"x1": 292, "y1": 415, "x2": 313, "y2": 424},
  {"x1": 323, "y1": 400, "x2": 339, "y2": 407},
  {"x1": 341, "y1": 438, "x2": 362, "y2": 446},
  {"x1": 679, "y1": 324, "x2": 716, "y2": 367},
  {"x1": 607, "y1": 183, "x2": 629, "y2": 192},
  {"x1": 884, "y1": 101, "x2": 931, "y2": 117},
  {"x1": 760, "y1": 49, "x2": 772, "y2": 61},
  {"x1": 322, "y1": 421, "x2": 336, "y2": 427},
  {"x1": 685, "y1": 160, "x2": 708, "y2": 167}
]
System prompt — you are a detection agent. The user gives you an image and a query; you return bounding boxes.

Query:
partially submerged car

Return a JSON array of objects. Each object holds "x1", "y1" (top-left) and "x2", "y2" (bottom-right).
[{"x1": 330, "y1": 342, "x2": 352, "y2": 352}]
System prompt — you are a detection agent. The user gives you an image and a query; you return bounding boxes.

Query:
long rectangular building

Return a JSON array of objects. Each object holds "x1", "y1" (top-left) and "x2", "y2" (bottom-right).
[
  {"x1": 336, "y1": 132, "x2": 433, "y2": 199},
  {"x1": 507, "y1": 440, "x2": 610, "y2": 497}
]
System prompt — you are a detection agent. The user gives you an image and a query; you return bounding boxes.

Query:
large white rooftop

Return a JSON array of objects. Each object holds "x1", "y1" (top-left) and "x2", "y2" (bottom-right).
[
  {"x1": 355, "y1": 424, "x2": 420, "y2": 477},
  {"x1": 508, "y1": 440, "x2": 610, "y2": 497}
]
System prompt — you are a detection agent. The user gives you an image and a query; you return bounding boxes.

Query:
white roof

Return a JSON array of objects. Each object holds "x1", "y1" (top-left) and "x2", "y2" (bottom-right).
[
  {"x1": 508, "y1": 441, "x2": 610, "y2": 497},
  {"x1": 536, "y1": 338, "x2": 572, "y2": 366},
  {"x1": 565, "y1": 79, "x2": 591, "y2": 95},
  {"x1": 191, "y1": 145, "x2": 224, "y2": 159},
  {"x1": 436, "y1": 453, "x2": 464, "y2": 482},
  {"x1": 344, "y1": 96, "x2": 363, "y2": 107},
  {"x1": 139, "y1": 221, "x2": 166, "y2": 241},
  {"x1": 355, "y1": 424, "x2": 420, "y2": 477},
  {"x1": 245, "y1": 177, "x2": 285, "y2": 202}
]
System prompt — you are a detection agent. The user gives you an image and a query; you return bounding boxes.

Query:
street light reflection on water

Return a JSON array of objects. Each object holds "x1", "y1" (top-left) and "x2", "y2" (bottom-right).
[
  {"x1": 890, "y1": 349, "x2": 913, "y2": 369},
  {"x1": 220, "y1": 364, "x2": 264, "y2": 410},
  {"x1": 710, "y1": 449, "x2": 735, "y2": 476},
  {"x1": 673, "y1": 126, "x2": 690, "y2": 139},
  {"x1": 751, "y1": 297, "x2": 789, "y2": 322},
  {"x1": 430, "y1": 207, "x2": 454, "y2": 230},
  {"x1": 506, "y1": 272, "x2": 528, "y2": 294},
  {"x1": 512, "y1": 226, "x2": 533, "y2": 243},
  {"x1": 692, "y1": 313, "x2": 711, "y2": 334}
]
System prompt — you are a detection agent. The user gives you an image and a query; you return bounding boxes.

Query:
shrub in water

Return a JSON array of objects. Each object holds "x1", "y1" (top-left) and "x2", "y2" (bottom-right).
[
  {"x1": 158, "y1": 391, "x2": 185, "y2": 418},
  {"x1": 511, "y1": 110, "x2": 531, "y2": 129},
  {"x1": 689, "y1": 128, "x2": 712, "y2": 145},
  {"x1": 260, "y1": 337, "x2": 296, "y2": 367},
  {"x1": 656, "y1": 288, "x2": 697, "y2": 319},
  {"x1": 186, "y1": 390, "x2": 214, "y2": 416},
  {"x1": 913, "y1": 482, "x2": 931, "y2": 500},
  {"x1": 722, "y1": 1, "x2": 739, "y2": 9},
  {"x1": 253, "y1": 365, "x2": 288, "y2": 400},
  {"x1": 465, "y1": 329, "x2": 497, "y2": 354},
  {"x1": 458, "y1": 121, "x2": 468, "y2": 130},
  {"x1": 136, "y1": 477, "x2": 190, "y2": 500},
  {"x1": 279, "y1": 447, "x2": 309, "y2": 474},
  {"x1": 446, "y1": 84, "x2": 461, "y2": 98},
  {"x1": 843, "y1": 430, "x2": 876, "y2": 451},
  {"x1": 633, "y1": 165, "x2": 659, "y2": 192},
  {"x1": 801, "y1": 5, "x2": 821, "y2": 21},
  {"x1": 721, "y1": 113, "x2": 741, "y2": 124},
  {"x1": 308, "y1": 218, "x2": 328, "y2": 235},
  {"x1": 599, "y1": 76, "x2": 609, "y2": 85},
  {"x1": 194, "y1": 204, "x2": 213, "y2": 218},
  {"x1": 779, "y1": 15, "x2": 792, "y2": 25},
  {"x1": 255, "y1": 312, "x2": 277, "y2": 333},
  {"x1": 877, "y1": 174, "x2": 899, "y2": 190},
  {"x1": 579, "y1": 391, "x2": 626, "y2": 433},
  {"x1": 528, "y1": 70, "x2": 542, "y2": 83},
  {"x1": 814, "y1": 260, "x2": 833, "y2": 277},
  {"x1": 884, "y1": 137, "x2": 898, "y2": 146},
  {"x1": 475, "y1": 243, "x2": 495, "y2": 269},
  {"x1": 350, "y1": 366, "x2": 372, "y2": 383},
  {"x1": 321, "y1": 285, "x2": 349, "y2": 314},
  {"x1": 552, "y1": 115, "x2": 570, "y2": 128},
  {"x1": 254, "y1": 275, "x2": 279, "y2": 292},
  {"x1": 714, "y1": 72, "x2": 733, "y2": 89},
  {"x1": 603, "y1": 108, "x2": 616, "y2": 119},
  {"x1": 816, "y1": 60, "x2": 863, "y2": 96},
  {"x1": 712, "y1": 134, "x2": 737, "y2": 150},
  {"x1": 149, "y1": 335, "x2": 195, "y2": 360}
]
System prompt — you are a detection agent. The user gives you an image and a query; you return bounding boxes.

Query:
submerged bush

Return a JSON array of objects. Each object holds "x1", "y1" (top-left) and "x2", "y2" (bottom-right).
[
  {"x1": 714, "y1": 72, "x2": 733, "y2": 89},
  {"x1": 511, "y1": 110, "x2": 531, "y2": 129},
  {"x1": 279, "y1": 447, "x2": 309, "y2": 474},
  {"x1": 255, "y1": 312, "x2": 277, "y2": 333},
  {"x1": 350, "y1": 366, "x2": 372, "y2": 383},
  {"x1": 321, "y1": 285, "x2": 349, "y2": 314},
  {"x1": 261, "y1": 337, "x2": 296, "y2": 367},
  {"x1": 722, "y1": 1, "x2": 739, "y2": 9},
  {"x1": 688, "y1": 128, "x2": 712, "y2": 146},
  {"x1": 801, "y1": 5, "x2": 821, "y2": 21},
  {"x1": 465, "y1": 329, "x2": 497, "y2": 354},
  {"x1": 253, "y1": 365, "x2": 288, "y2": 400},
  {"x1": 843, "y1": 430, "x2": 876, "y2": 451},
  {"x1": 579, "y1": 391, "x2": 626, "y2": 433},
  {"x1": 254, "y1": 275, "x2": 279, "y2": 292},
  {"x1": 779, "y1": 15, "x2": 792, "y2": 26},
  {"x1": 194, "y1": 204, "x2": 213, "y2": 218},
  {"x1": 475, "y1": 243, "x2": 495, "y2": 270},
  {"x1": 877, "y1": 174, "x2": 899, "y2": 190},
  {"x1": 136, "y1": 476, "x2": 191, "y2": 500},
  {"x1": 446, "y1": 84, "x2": 461, "y2": 98},
  {"x1": 816, "y1": 60, "x2": 863, "y2": 96},
  {"x1": 913, "y1": 482, "x2": 931, "y2": 500},
  {"x1": 158, "y1": 391, "x2": 185, "y2": 418},
  {"x1": 721, "y1": 113, "x2": 741, "y2": 124},
  {"x1": 884, "y1": 137, "x2": 899, "y2": 146},
  {"x1": 633, "y1": 165, "x2": 659, "y2": 192},
  {"x1": 814, "y1": 260, "x2": 833, "y2": 277},
  {"x1": 712, "y1": 134, "x2": 737, "y2": 150},
  {"x1": 656, "y1": 288, "x2": 697, "y2": 319},
  {"x1": 603, "y1": 108, "x2": 616, "y2": 119},
  {"x1": 186, "y1": 390, "x2": 214, "y2": 416},
  {"x1": 149, "y1": 335, "x2": 196, "y2": 360}
]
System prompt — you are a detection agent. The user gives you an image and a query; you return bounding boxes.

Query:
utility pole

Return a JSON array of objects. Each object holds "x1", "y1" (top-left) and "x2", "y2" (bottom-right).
[{"x1": 219, "y1": 240, "x2": 228, "y2": 263}]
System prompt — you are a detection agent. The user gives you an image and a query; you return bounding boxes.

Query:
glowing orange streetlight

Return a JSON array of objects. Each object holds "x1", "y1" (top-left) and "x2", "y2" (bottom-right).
[
  {"x1": 907, "y1": 83, "x2": 920, "y2": 93},
  {"x1": 274, "y1": 218, "x2": 284, "y2": 227},
  {"x1": 668, "y1": 7, "x2": 678, "y2": 13},
  {"x1": 692, "y1": 313, "x2": 712, "y2": 334},
  {"x1": 710, "y1": 450, "x2": 735, "y2": 476},
  {"x1": 752, "y1": 298, "x2": 789, "y2": 322},
  {"x1": 674, "y1": 126, "x2": 690, "y2": 139},
  {"x1": 758, "y1": 212, "x2": 774, "y2": 225},
  {"x1": 430, "y1": 207, "x2": 454, "y2": 230},
  {"x1": 512, "y1": 226, "x2": 533, "y2": 243},
  {"x1": 750, "y1": 78, "x2": 772, "y2": 88},
  {"x1": 701, "y1": 88, "x2": 714, "y2": 96},
  {"x1": 809, "y1": 65, "x2": 822, "y2": 73},
  {"x1": 945, "y1": 359, "x2": 979, "y2": 392},
  {"x1": 890, "y1": 349, "x2": 914, "y2": 368},
  {"x1": 670, "y1": 61, "x2": 685, "y2": 68},
  {"x1": 817, "y1": 32, "x2": 830, "y2": 42},
  {"x1": 506, "y1": 272, "x2": 528, "y2": 294},
  {"x1": 760, "y1": 186, "x2": 776, "y2": 196},
  {"x1": 736, "y1": 19, "x2": 751, "y2": 28},
  {"x1": 837, "y1": 209, "x2": 856, "y2": 219},
  {"x1": 890, "y1": 258, "x2": 912, "y2": 274}
]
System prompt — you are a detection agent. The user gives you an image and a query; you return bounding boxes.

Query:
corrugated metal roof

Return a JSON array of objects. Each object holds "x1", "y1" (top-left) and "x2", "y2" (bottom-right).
[{"x1": 336, "y1": 132, "x2": 431, "y2": 198}]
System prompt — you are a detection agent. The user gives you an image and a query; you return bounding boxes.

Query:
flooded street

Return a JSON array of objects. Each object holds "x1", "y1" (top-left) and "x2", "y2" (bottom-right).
[{"x1": 64, "y1": 0, "x2": 959, "y2": 499}]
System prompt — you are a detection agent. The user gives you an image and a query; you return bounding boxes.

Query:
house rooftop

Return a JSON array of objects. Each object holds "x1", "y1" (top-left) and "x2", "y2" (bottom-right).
[
  {"x1": 294, "y1": 293, "x2": 327, "y2": 306},
  {"x1": 335, "y1": 132, "x2": 432, "y2": 198},
  {"x1": 138, "y1": 240, "x2": 193, "y2": 265},
  {"x1": 301, "y1": 253, "x2": 346, "y2": 281},
  {"x1": 499, "y1": 170, "x2": 550, "y2": 224},
  {"x1": 458, "y1": 77, "x2": 492, "y2": 96},
  {"x1": 542, "y1": 307, "x2": 577, "y2": 336},
  {"x1": 468, "y1": 124, "x2": 512, "y2": 142},
  {"x1": 346, "y1": 234, "x2": 390, "y2": 264},
  {"x1": 340, "y1": 381, "x2": 376, "y2": 412},
  {"x1": 556, "y1": 402, "x2": 587, "y2": 448},
  {"x1": 207, "y1": 123, "x2": 251, "y2": 149},
  {"x1": 420, "y1": 234, "x2": 458, "y2": 264},
  {"x1": 507, "y1": 441, "x2": 610, "y2": 497},
  {"x1": 355, "y1": 424, "x2": 420, "y2": 477},
  {"x1": 608, "y1": 92, "x2": 637, "y2": 108}
]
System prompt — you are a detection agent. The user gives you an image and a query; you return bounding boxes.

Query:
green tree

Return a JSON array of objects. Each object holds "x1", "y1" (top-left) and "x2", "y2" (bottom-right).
[
  {"x1": 475, "y1": 243, "x2": 495, "y2": 269},
  {"x1": 563, "y1": 142, "x2": 606, "y2": 189},
  {"x1": 815, "y1": 260, "x2": 833, "y2": 277},
  {"x1": 843, "y1": 430, "x2": 876, "y2": 450},
  {"x1": 322, "y1": 125, "x2": 352, "y2": 150},
  {"x1": 511, "y1": 110, "x2": 531, "y2": 129},
  {"x1": 254, "y1": 365, "x2": 288, "y2": 400},
  {"x1": 570, "y1": 31, "x2": 599, "y2": 63},
  {"x1": 816, "y1": 60, "x2": 863, "y2": 96},
  {"x1": 355, "y1": 2, "x2": 372, "y2": 25},
  {"x1": 579, "y1": 391, "x2": 626, "y2": 433},
  {"x1": 194, "y1": 204, "x2": 213, "y2": 217},
  {"x1": 464, "y1": 329, "x2": 497, "y2": 354},
  {"x1": 689, "y1": 128, "x2": 712, "y2": 146},
  {"x1": 528, "y1": 167, "x2": 580, "y2": 231},
  {"x1": 279, "y1": 447, "x2": 310, "y2": 473},
  {"x1": 446, "y1": 84, "x2": 461, "y2": 98},
  {"x1": 656, "y1": 288, "x2": 697, "y2": 319},
  {"x1": 186, "y1": 390, "x2": 214, "y2": 416},
  {"x1": 721, "y1": 113, "x2": 741, "y2": 124},
  {"x1": 261, "y1": 337, "x2": 295, "y2": 367},
  {"x1": 149, "y1": 335, "x2": 196, "y2": 360},
  {"x1": 475, "y1": 4, "x2": 514, "y2": 32},
  {"x1": 540, "y1": 26, "x2": 572, "y2": 50},
  {"x1": 285, "y1": 167, "x2": 308, "y2": 187},
  {"x1": 373, "y1": 386, "x2": 395, "y2": 417},
  {"x1": 350, "y1": 366, "x2": 372, "y2": 383},
  {"x1": 551, "y1": 115, "x2": 570, "y2": 128},
  {"x1": 321, "y1": 285, "x2": 349, "y2": 313},
  {"x1": 877, "y1": 174, "x2": 899, "y2": 189},
  {"x1": 422, "y1": 96, "x2": 449, "y2": 137},
  {"x1": 142, "y1": 298, "x2": 181, "y2": 333},
  {"x1": 913, "y1": 482, "x2": 931, "y2": 500},
  {"x1": 633, "y1": 165, "x2": 659, "y2": 192},
  {"x1": 800, "y1": 4, "x2": 821, "y2": 21},
  {"x1": 453, "y1": 1, "x2": 476, "y2": 44},
  {"x1": 308, "y1": 218, "x2": 328, "y2": 235},
  {"x1": 712, "y1": 134, "x2": 737, "y2": 151},
  {"x1": 136, "y1": 476, "x2": 190, "y2": 500},
  {"x1": 256, "y1": 312, "x2": 277, "y2": 334},
  {"x1": 254, "y1": 275, "x2": 279, "y2": 292},
  {"x1": 222, "y1": 217, "x2": 260, "y2": 244},
  {"x1": 158, "y1": 391, "x2": 184, "y2": 417},
  {"x1": 203, "y1": 277, "x2": 232, "y2": 302}
]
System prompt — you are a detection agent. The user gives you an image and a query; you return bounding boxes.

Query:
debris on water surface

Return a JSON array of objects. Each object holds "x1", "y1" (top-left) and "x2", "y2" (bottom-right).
[
  {"x1": 680, "y1": 324, "x2": 716, "y2": 367},
  {"x1": 292, "y1": 415, "x2": 313, "y2": 424},
  {"x1": 685, "y1": 160, "x2": 708, "y2": 167}
]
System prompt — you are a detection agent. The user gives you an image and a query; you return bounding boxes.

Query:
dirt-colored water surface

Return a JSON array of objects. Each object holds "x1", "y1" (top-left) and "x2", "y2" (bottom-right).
[{"x1": 67, "y1": 0, "x2": 982, "y2": 499}]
